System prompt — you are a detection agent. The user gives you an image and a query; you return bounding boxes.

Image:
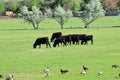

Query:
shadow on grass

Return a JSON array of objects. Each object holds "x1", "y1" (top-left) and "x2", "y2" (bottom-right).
[{"x1": 0, "y1": 26, "x2": 120, "y2": 31}]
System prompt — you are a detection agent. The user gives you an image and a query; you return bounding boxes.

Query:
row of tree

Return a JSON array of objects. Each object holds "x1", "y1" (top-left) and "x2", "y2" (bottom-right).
[
  {"x1": 0, "y1": 0, "x2": 120, "y2": 15},
  {"x1": 20, "y1": 0, "x2": 104, "y2": 29}
]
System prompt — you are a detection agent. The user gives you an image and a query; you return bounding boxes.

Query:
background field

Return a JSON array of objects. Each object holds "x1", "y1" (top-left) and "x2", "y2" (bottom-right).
[
  {"x1": 0, "y1": 16, "x2": 120, "y2": 80},
  {"x1": 0, "y1": 16, "x2": 120, "y2": 29}
]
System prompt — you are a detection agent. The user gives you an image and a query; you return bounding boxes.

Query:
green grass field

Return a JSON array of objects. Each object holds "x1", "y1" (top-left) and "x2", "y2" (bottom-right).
[
  {"x1": 0, "y1": 16, "x2": 120, "y2": 80},
  {"x1": 0, "y1": 16, "x2": 120, "y2": 29}
]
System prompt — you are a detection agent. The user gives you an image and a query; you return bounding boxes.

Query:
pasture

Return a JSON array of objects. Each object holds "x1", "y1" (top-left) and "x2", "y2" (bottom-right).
[{"x1": 0, "y1": 16, "x2": 120, "y2": 80}]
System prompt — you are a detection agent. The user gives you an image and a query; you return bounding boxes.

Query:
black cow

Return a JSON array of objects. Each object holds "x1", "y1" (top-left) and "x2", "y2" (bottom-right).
[
  {"x1": 62, "y1": 35, "x2": 72, "y2": 45},
  {"x1": 79, "y1": 34, "x2": 87, "y2": 45},
  {"x1": 53, "y1": 37, "x2": 66, "y2": 47},
  {"x1": 87, "y1": 35, "x2": 93, "y2": 44},
  {"x1": 33, "y1": 37, "x2": 51, "y2": 48},
  {"x1": 51, "y1": 32, "x2": 62, "y2": 42},
  {"x1": 70, "y1": 34, "x2": 79, "y2": 45},
  {"x1": 81, "y1": 35, "x2": 93, "y2": 45}
]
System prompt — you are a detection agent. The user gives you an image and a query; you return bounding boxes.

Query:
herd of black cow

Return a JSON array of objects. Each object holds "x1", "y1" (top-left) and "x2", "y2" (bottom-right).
[{"x1": 33, "y1": 32, "x2": 93, "y2": 48}]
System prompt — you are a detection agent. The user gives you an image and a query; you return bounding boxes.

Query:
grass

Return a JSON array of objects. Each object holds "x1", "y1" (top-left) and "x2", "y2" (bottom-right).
[
  {"x1": 0, "y1": 16, "x2": 120, "y2": 29},
  {"x1": 0, "y1": 16, "x2": 120, "y2": 80}
]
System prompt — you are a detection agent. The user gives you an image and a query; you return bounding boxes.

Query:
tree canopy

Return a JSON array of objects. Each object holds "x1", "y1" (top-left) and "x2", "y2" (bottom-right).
[
  {"x1": 0, "y1": 0, "x2": 120, "y2": 14},
  {"x1": 54, "y1": 5, "x2": 73, "y2": 29},
  {"x1": 81, "y1": 0, "x2": 105, "y2": 28},
  {"x1": 20, "y1": 5, "x2": 45, "y2": 29}
]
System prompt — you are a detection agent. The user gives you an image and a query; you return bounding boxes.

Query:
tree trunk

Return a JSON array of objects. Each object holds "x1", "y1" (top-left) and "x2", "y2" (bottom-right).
[
  {"x1": 60, "y1": 17, "x2": 64, "y2": 29},
  {"x1": 85, "y1": 25, "x2": 87, "y2": 28},
  {"x1": 84, "y1": 19, "x2": 95, "y2": 28},
  {"x1": 84, "y1": 23, "x2": 89, "y2": 28},
  {"x1": 61, "y1": 24, "x2": 63, "y2": 29},
  {"x1": 32, "y1": 23, "x2": 38, "y2": 30},
  {"x1": 36, "y1": 23, "x2": 39, "y2": 29}
]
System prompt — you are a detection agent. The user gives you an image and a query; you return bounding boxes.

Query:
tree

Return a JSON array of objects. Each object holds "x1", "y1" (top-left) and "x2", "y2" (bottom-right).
[
  {"x1": 54, "y1": 5, "x2": 73, "y2": 29},
  {"x1": 80, "y1": 0, "x2": 105, "y2": 28},
  {"x1": 20, "y1": 5, "x2": 45, "y2": 30},
  {"x1": 0, "y1": 2, "x2": 5, "y2": 15}
]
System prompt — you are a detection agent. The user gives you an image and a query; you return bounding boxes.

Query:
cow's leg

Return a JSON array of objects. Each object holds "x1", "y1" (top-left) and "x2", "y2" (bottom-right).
[
  {"x1": 77, "y1": 40, "x2": 79, "y2": 45},
  {"x1": 81, "y1": 41, "x2": 84, "y2": 45},
  {"x1": 48, "y1": 43, "x2": 51, "y2": 48},
  {"x1": 85, "y1": 41, "x2": 88, "y2": 45},
  {"x1": 63, "y1": 42, "x2": 67, "y2": 46},
  {"x1": 46, "y1": 42, "x2": 51, "y2": 48},
  {"x1": 69, "y1": 41, "x2": 71, "y2": 45},
  {"x1": 60, "y1": 42, "x2": 62, "y2": 46},
  {"x1": 46, "y1": 43, "x2": 48, "y2": 48},
  {"x1": 91, "y1": 39, "x2": 93, "y2": 44},
  {"x1": 58, "y1": 43, "x2": 59, "y2": 47},
  {"x1": 73, "y1": 41, "x2": 75, "y2": 45},
  {"x1": 75, "y1": 41, "x2": 78, "y2": 45}
]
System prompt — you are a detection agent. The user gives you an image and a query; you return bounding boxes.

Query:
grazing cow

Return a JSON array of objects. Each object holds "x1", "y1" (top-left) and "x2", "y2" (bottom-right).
[
  {"x1": 6, "y1": 75, "x2": 14, "y2": 80},
  {"x1": 53, "y1": 37, "x2": 66, "y2": 47},
  {"x1": 78, "y1": 34, "x2": 87, "y2": 44},
  {"x1": 87, "y1": 35, "x2": 93, "y2": 44},
  {"x1": 60, "y1": 68, "x2": 69, "y2": 74},
  {"x1": 62, "y1": 35, "x2": 72, "y2": 45},
  {"x1": 51, "y1": 32, "x2": 62, "y2": 42},
  {"x1": 33, "y1": 37, "x2": 51, "y2": 48},
  {"x1": 70, "y1": 34, "x2": 79, "y2": 45},
  {"x1": 81, "y1": 35, "x2": 93, "y2": 45}
]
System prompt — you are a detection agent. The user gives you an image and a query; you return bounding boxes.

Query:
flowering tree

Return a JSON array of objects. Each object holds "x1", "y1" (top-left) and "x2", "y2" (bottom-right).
[
  {"x1": 81, "y1": 0, "x2": 105, "y2": 28},
  {"x1": 20, "y1": 5, "x2": 45, "y2": 30},
  {"x1": 54, "y1": 5, "x2": 73, "y2": 29}
]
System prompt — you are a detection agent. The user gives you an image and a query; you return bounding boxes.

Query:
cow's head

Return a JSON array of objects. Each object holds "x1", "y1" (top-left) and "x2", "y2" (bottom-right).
[
  {"x1": 51, "y1": 37, "x2": 54, "y2": 42},
  {"x1": 53, "y1": 43, "x2": 56, "y2": 47},
  {"x1": 33, "y1": 44, "x2": 36, "y2": 48}
]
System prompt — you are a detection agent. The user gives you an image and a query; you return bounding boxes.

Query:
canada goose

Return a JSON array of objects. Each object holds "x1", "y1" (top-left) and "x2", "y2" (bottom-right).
[
  {"x1": 44, "y1": 67, "x2": 50, "y2": 73},
  {"x1": 0, "y1": 74, "x2": 3, "y2": 78},
  {"x1": 60, "y1": 68, "x2": 69, "y2": 74},
  {"x1": 112, "y1": 64, "x2": 119, "y2": 68},
  {"x1": 80, "y1": 70, "x2": 86, "y2": 75},
  {"x1": 44, "y1": 67, "x2": 50, "y2": 77},
  {"x1": 83, "y1": 65, "x2": 88, "y2": 71},
  {"x1": 98, "y1": 71, "x2": 103, "y2": 76},
  {"x1": 6, "y1": 75, "x2": 14, "y2": 80}
]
